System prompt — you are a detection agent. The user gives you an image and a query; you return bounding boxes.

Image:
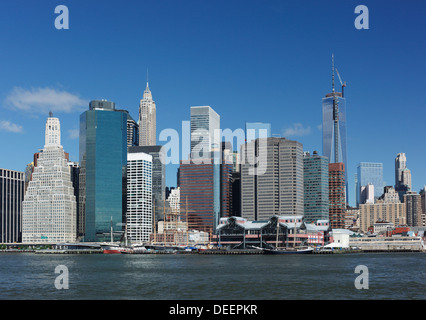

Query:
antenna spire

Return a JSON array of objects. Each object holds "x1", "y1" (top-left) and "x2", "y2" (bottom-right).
[{"x1": 332, "y1": 53, "x2": 335, "y2": 93}]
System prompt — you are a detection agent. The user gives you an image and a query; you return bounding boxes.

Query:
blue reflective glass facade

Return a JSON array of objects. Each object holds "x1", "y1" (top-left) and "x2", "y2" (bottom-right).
[
  {"x1": 322, "y1": 94, "x2": 348, "y2": 203},
  {"x1": 80, "y1": 103, "x2": 127, "y2": 242},
  {"x1": 356, "y1": 162, "x2": 384, "y2": 206}
]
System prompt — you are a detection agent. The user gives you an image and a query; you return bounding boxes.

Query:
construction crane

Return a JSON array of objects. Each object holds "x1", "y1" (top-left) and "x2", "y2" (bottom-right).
[{"x1": 335, "y1": 68, "x2": 346, "y2": 97}]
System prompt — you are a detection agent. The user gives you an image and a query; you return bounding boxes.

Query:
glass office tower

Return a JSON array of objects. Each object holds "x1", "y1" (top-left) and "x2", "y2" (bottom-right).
[
  {"x1": 303, "y1": 151, "x2": 329, "y2": 224},
  {"x1": 322, "y1": 92, "x2": 348, "y2": 204},
  {"x1": 356, "y1": 162, "x2": 384, "y2": 206},
  {"x1": 79, "y1": 100, "x2": 127, "y2": 242}
]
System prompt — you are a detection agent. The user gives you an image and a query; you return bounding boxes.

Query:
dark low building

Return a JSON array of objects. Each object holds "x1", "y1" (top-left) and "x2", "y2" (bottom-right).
[
  {"x1": 214, "y1": 215, "x2": 331, "y2": 249},
  {"x1": 0, "y1": 168, "x2": 25, "y2": 243}
]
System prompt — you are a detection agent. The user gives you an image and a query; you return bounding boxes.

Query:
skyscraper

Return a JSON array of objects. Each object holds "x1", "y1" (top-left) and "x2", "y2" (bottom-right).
[
  {"x1": 420, "y1": 187, "x2": 426, "y2": 226},
  {"x1": 67, "y1": 161, "x2": 80, "y2": 238},
  {"x1": 303, "y1": 151, "x2": 329, "y2": 224},
  {"x1": 0, "y1": 168, "x2": 25, "y2": 243},
  {"x1": 404, "y1": 191, "x2": 422, "y2": 227},
  {"x1": 129, "y1": 146, "x2": 165, "y2": 216},
  {"x1": 356, "y1": 162, "x2": 384, "y2": 206},
  {"x1": 245, "y1": 122, "x2": 271, "y2": 142},
  {"x1": 179, "y1": 162, "x2": 218, "y2": 235},
  {"x1": 240, "y1": 137, "x2": 304, "y2": 221},
  {"x1": 120, "y1": 109, "x2": 139, "y2": 148},
  {"x1": 22, "y1": 114, "x2": 77, "y2": 243},
  {"x1": 395, "y1": 153, "x2": 412, "y2": 201},
  {"x1": 138, "y1": 82, "x2": 156, "y2": 146},
  {"x1": 179, "y1": 159, "x2": 231, "y2": 233},
  {"x1": 190, "y1": 106, "x2": 220, "y2": 159},
  {"x1": 79, "y1": 100, "x2": 128, "y2": 242},
  {"x1": 322, "y1": 55, "x2": 348, "y2": 203},
  {"x1": 328, "y1": 163, "x2": 346, "y2": 229},
  {"x1": 126, "y1": 150, "x2": 152, "y2": 242}
]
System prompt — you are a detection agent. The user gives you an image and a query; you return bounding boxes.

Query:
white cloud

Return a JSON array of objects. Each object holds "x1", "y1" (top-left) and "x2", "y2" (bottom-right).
[
  {"x1": 68, "y1": 128, "x2": 79, "y2": 140},
  {"x1": 5, "y1": 86, "x2": 88, "y2": 115},
  {"x1": 283, "y1": 123, "x2": 311, "y2": 137},
  {"x1": 0, "y1": 120, "x2": 23, "y2": 133}
]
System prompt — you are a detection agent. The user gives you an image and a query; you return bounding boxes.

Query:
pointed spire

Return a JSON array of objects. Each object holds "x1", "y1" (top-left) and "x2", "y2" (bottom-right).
[
  {"x1": 332, "y1": 53, "x2": 335, "y2": 93},
  {"x1": 142, "y1": 68, "x2": 152, "y2": 100}
]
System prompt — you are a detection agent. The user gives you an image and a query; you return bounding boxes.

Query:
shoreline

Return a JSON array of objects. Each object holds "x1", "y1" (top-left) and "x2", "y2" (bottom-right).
[{"x1": 1, "y1": 248, "x2": 424, "y2": 255}]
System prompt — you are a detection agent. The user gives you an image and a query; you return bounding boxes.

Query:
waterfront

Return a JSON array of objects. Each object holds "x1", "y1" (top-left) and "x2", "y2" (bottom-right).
[{"x1": 0, "y1": 252, "x2": 425, "y2": 300}]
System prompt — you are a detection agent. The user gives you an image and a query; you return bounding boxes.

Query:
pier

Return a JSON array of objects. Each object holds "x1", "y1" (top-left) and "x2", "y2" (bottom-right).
[
  {"x1": 198, "y1": 249, "x2": 263, "y2": 255},
  {"x1": 34, "y1": 249, "x2": 103, "y2": 254}
]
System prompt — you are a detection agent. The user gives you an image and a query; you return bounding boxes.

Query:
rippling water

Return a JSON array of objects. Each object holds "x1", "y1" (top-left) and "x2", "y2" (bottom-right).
[{"x1": 0, "y1": 252, "x2": 425, "y2": 300}]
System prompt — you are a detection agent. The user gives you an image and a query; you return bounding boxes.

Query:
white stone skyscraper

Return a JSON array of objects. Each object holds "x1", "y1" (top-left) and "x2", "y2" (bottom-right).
[
  {"x1": 138, "y1": 82, "x2": 156, "y2": 146},
  {"x1": 22, "y1": 114, "x2": 77, "y2": 243},
  {"x1": 126, "y1": 150, "x2": 152, "y2": 243}
]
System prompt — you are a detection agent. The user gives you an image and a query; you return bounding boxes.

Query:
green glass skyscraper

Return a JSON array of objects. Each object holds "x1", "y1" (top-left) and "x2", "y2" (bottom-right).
[
  {"x1": 303, "y1": 151, "x2": 329, "y2": 224},
  {"x1": 79, "y1": 100, "x2": 127, "y2": 242}
]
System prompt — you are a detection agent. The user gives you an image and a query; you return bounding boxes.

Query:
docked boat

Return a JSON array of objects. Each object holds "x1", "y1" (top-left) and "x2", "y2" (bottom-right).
[
  {"x1": 103, "y1": 246, "x2": 133, "y2": 254},
  {"x1": 102, "y1": 217, "x2": 136, "y2": 254}
]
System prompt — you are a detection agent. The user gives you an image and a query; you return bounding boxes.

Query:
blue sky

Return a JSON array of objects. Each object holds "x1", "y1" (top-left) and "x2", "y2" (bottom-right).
[{"x1": 1, "y1": 0, "x2": 425, "y2": 207}]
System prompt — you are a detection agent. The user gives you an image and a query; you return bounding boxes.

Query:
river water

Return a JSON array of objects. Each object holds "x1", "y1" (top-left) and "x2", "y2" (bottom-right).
[{"x1": 0, "y1": 252, "x2": 425, "y2": 300}]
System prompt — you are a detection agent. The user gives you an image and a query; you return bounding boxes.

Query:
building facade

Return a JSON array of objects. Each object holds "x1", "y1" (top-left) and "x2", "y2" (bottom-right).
[
  {"x1": 303, "y1": 151, "x2": 329, "y2": 224},
  {"x1": 0, "y1": 169, "x2": 25, "y2": 243},
  {"x1": 22, "y1": 115, "x2": 77, "y2": 243},
  {"x1": 138, "y1": 82, "x2": 156, "y2": 146},
  {"x1": 179, "y1": 161, "x2": 219, "y2": 234},
  {"x1": 241, "y1": 137, "x2": 304, "y2": 221},
  {"x1": 126, "y1": 151, "x2": 152, "y2": 243},
  {"x1": 328, "y1": 163, "x2": 346, "y2": 229},
  {"x1": 360, "y1": 184, "x2": 375, "y2": 204},
  {"x1": 395, "y1": 153, "x2": 412, "y2": 200},
  {"x1": 129, "y1": 145, "x2": 165, "y2": 215},
  {"x1": 122, "y1": 110, "x2": 139, "y2": 147},
  {"x1": 190, "y1": 106, "x2": 220, "y2": 159},
  {"x1": 79, "y1": 100, "x2": 128, "y2": 242},
  {"x1": 356, "y1": 162, "x2": 384, "y2": 206},
  {"x1": 359, "y1": 187, "x2": 406, "y2": 233},
  {"x1": 404, "y1": 191, "x2": 422, "y2": 227},
  {"x1": 322, "y1": 58, "x2": 348, "y2": 203},
  {"x1": 167, "y1": 187, "x2": 180, "y2": 216},
  {"x1": 420, "y1": 187, "x2": 426, "y2": 227},
  {"x1": 179, "y1": 159, "x2": 231, "y2": 235},
  {"x1": 67, "y1": 161, "x2": 80, "y2": 238}
]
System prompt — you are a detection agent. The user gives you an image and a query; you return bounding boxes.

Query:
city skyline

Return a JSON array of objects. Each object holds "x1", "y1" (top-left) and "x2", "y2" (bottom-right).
[{"x1": 1, "y1": 1, "x2": 426, "y2": 208}]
